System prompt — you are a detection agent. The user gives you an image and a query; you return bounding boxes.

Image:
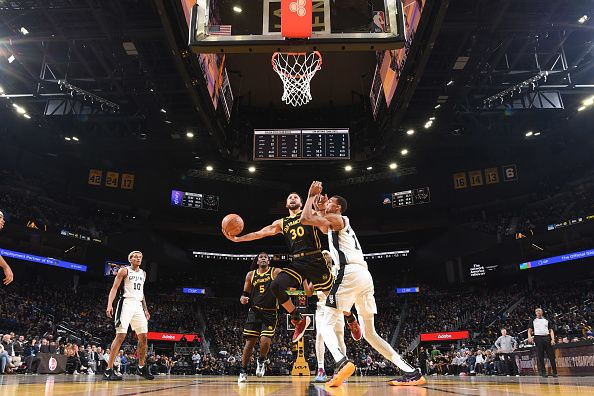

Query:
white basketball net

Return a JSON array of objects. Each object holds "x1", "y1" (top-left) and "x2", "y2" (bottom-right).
[{"x1": 272, "y1": 51, "x2": 322, "y2": 107}]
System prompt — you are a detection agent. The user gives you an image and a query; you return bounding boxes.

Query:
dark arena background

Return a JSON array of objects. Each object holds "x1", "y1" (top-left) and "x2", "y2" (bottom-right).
[{"x1": 1, "y1": 0, "x2": 594, "y2": 395}]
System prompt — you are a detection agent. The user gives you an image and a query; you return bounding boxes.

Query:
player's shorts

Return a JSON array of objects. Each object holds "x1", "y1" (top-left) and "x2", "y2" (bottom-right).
[
  {"x1": 114, "y1": 298, "x2": 148, "y2": 334},
  {"x1": 243, "y1": 307, "x2": 278, "y2": 338},
  {"x1": 281, "y1": 253, "x2": 334, "y2": 292},
  {"x1": 316, "y1": 292, "x2": 345, "y2": 328},
  {"x1": 325, "y1": 264, "x2": 377, "y2": 318}
]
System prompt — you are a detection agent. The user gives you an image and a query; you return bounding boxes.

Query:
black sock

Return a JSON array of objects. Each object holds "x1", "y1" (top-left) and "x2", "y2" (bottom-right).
[
  {"x1": 241, "y1": 366, "x2": 247, "y2": 373},
  {"x1": 290, "y1": 309, "x2": 302, "y2": 321},
  {"x1": 345, "y1": 314, "x2": 356, "y2": 324}
]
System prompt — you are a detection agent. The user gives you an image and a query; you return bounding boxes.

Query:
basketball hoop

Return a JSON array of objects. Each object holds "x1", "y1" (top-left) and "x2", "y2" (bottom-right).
[{"x1": 271, "y1": 51, "x2": 322, "y2": 107}]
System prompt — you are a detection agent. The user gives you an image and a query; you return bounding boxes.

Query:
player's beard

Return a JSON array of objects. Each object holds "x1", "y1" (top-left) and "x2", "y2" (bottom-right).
[{"x1": 287, "y1": 203, "x2": 300, "y2": 211}]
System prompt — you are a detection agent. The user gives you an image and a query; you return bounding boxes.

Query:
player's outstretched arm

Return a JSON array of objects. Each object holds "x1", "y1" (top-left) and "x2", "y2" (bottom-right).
[
  {"x1": 0, "y1": 255, "x2": 14, "y2": 285},
  {"x1": 240, "y1": 271, "x2": 254, "y2": 304},
  {"x1": 106, "y1": 268, "x2": 127, "y2": 318},
  {"x1": 224, "y1": 219, "x2": 282, "y2": 242}
]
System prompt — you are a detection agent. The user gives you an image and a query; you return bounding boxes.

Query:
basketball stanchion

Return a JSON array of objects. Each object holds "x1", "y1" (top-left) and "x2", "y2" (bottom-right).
[{"x1": 286, "y1": 289, "x2": 312, "y2": 376}]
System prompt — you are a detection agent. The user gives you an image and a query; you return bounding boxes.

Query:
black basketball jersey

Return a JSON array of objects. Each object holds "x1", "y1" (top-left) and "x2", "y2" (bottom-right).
[
  {"x1": 281, "y1": 210, "x2": 322, "y2": 255},
  {"x1": 250, "y1": 267, "x2": 278, "y2": 309}
]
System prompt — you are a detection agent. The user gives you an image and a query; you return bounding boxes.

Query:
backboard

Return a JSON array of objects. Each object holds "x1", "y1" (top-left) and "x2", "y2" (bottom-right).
[{"x1": 188, "y1": 0, "x2": 405, "y2": 53}]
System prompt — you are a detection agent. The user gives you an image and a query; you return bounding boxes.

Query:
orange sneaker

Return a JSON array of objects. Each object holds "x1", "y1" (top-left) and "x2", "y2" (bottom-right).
[
  {"x1": 388, "y1": 370, "x2": 427, "y2": 386},
  {"x1": 326, "y1": 358, "x2": 355, "y2": 388}
]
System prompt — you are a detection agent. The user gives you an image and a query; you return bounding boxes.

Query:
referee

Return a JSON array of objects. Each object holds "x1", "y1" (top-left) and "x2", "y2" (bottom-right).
[{"x1": 527, "y1": 308, "x2": 558, "y2": 377}]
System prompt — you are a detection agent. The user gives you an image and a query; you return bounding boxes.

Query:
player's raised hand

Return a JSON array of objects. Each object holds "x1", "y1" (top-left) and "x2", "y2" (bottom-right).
[
  {"x1": 308, "y1": 180, "x2": 323, "y2": 197},
  {"x1": 315, "y1": 194, "x2": 329, "y2": 211}
]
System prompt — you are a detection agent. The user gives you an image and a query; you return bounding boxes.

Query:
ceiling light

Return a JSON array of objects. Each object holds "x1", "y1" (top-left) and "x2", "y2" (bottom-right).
[
  {"x1": 406, "y1": 129, "x2": 415, "y2": 135},
  {"x1": 434, "y1": 104, "x2": 441, "y2": 109},
  {"x1": 72, "y1": 136, "x2": 79, "y2": 141},
  {"x1": 424, "y1": 121, "x2": 432, "y2": 129},
  {"x1": 578, "y1": 105, "x2": 586, "y2": 111},
  {"x1": 366, "y1": 166, "x2": 373, "y2": 170},
  {"x1": 233, "y1": 6, "x2": 242, "y2": 13},
  {"x1": 160, "y1": 108, "x2": 167, "y2": 113},
  {"x1": 534, "y1": 132, "x2": 541, "y2": 136},
  {"x1": 582, "y1": 96, "x2": 594, "y2": 106},
  {"x1": 8, "y1": 55, "x2": 15, "y2": 63},
  {"x1": 344, "y1": 165, "x2": 353, "y2": 172},
  {"x1": 429, "y1": 117, "x2": 435, "y2": 120},
  {"x1": 23, "y1": 114, "x2": 30, "y2": 119},
  {"x1": 578, "y1": 15, "x2": 589, "y2": 24},
  {"x1": 206, "y1": 165, "x2": 213, "y2": 171},
  {"x1": 20, "y1": 27, "x2": 29, "y2": 35},
  {"x1": 0, "y1": 86, "x2": 4, "y2": 94},
  {"x1": 164, "y1": 120, "x2": 172, "y2": 124},
  {"x1": 186, "y1": 132, "x2": 194, "y2": 138},
  {"x1": 401, "y1": 149, "x2": 408, "y2": 156},
  {"x1": 525, "y1": 131, "x2": 533, "y2": 137},
  {"x1": 248, "y1": 166, "x2": 256, "y2": 173},
  {"x1": 389, "y1": 163, "x2": 397, "y2": 170},
  {"x1": 64, "y1": 137, "x2": 71, "y2": 141},
  {"x1": 15, "y1": 106, "x2": 26, "y2": 114},
  {"x1": 194, "y1": 156, "x2": 200, "y2": 159},
  {"x1": 446, "y1": 80, "x2": 454, "y2": 86}
]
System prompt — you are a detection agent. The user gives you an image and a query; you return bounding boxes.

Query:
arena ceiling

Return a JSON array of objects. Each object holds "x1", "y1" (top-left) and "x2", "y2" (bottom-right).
[{"x1": 1, "y1": 0, "x2": 593, "y2": 183}]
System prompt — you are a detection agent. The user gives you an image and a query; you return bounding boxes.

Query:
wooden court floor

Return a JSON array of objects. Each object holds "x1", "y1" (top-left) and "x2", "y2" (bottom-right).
[{"x1": 1, "y1": 374, "x2": 594, "y2": 396}]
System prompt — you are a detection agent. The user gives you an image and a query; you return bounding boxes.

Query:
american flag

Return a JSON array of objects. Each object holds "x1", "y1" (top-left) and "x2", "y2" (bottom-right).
[{"x1": 209, "y1": 25, "x2": 232, "y2": 36}]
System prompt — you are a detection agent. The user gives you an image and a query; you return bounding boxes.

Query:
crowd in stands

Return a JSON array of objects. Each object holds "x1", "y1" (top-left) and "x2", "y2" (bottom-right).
[
  {"x1": 464, "y1": 172, "x2": 594, "y2": 240},
  {"x1": 0, "y1": 169, "x2": 139, "y2": 241},
  {"x1": 1, "y1": 273, "x2": 593, "y2": 377}
]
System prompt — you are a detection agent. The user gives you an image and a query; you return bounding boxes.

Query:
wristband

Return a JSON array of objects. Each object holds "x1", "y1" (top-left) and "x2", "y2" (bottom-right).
[{"x1": 242, "y1": 291, "x2": 250, "y2": 297}]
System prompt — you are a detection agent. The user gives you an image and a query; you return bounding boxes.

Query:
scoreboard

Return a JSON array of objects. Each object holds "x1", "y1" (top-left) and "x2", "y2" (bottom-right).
[
  {"x1": 254, "y1": 129, "x2": 349, "y2": 160},
  {"x1": 171, "y1": 190, "x2": 219, "y2": 211},
  {"x1": 392, "y1": 187, "x2": 431, "y2": 208}
]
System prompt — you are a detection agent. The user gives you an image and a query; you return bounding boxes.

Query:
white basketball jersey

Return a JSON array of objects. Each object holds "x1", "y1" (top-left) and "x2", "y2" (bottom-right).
[
  {"x1": 328, "y1": 216, "x2": 367, "y2": 269},
  {"x1": 123, "y1": 266, "x2": 145, "y2": 301}
]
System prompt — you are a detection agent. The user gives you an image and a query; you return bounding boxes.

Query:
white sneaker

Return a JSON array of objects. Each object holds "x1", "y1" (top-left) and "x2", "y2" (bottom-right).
[
  {"x1": 238, "y1": 372, "x2": 248, "y2": 383},
  {"x1": 88, "y1": 369, "x2": 95, "y2": 375},
  {"x1": 73, "y1": 371, "x2": 79, "y2": 375},
  {"x1": 256, "y1": 359, "x2": 268, "y2": 377}
]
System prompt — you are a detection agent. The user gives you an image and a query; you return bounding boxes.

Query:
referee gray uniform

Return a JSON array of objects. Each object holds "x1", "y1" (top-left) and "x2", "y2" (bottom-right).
[{"x1": 528, "y1": 315, "x2": 557, "y2": 377}]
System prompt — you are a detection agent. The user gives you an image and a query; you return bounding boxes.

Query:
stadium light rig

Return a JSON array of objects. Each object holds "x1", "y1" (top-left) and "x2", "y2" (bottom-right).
[{"x1": 57, "y1": 80, "x2": 120, "y2": 112}]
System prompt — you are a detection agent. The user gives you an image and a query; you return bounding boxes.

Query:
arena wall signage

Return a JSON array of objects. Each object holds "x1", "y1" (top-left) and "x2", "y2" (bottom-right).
[
  {"x1": 515, "y1": 342, "x2": 594, "y2": 376},
  {"x1": 146, "y1": 332, "x2": 201, "y2": 342},
  {"x1": 420, "y1": 331, "x2": 469, "y2": 342},
  {"x1": 0, "y1": 248, "x2": 87, "y2": 272},
  {"x1": 519, "y1": 248, "x2": 594, "y2": 270}
]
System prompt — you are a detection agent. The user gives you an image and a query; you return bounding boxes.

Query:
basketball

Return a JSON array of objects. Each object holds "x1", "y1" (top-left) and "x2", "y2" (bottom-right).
[{"x1": 222, "y1": 214, "x2": 244, "y2": 237}]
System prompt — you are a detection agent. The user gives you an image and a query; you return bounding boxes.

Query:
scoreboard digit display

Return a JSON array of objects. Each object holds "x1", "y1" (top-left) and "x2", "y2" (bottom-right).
[
  {"x1": 254, "y1": 129, "x2": 349, "y2": 160},
  {"x1": 171, "y1": 190, "x2": 219, "y2": 211},
  {"x1": 392, "y1": 187, "x2": 431, "y2": 208}
]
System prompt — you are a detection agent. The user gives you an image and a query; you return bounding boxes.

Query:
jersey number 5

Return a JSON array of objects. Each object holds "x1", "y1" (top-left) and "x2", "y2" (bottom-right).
[
  {"x1": 259, "y1": 285, "x2": 265, "y2": 294},
  {"x1": 290, "y1": 226, "x2": 305, "y2": 240}
]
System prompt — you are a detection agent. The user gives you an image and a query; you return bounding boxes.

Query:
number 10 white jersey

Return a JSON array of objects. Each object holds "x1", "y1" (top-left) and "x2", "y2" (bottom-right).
[
  {"x1": 328, "y1": 216, "x2": 367, "y2": 269},
  {"x1": 123, "y1": 266, "x2": 146, "y2": 301}
]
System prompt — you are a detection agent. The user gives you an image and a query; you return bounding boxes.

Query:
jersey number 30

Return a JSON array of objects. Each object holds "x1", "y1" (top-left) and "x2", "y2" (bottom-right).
[{"x1": 290, "y1": 226, "x2": 305, "y2": 240}]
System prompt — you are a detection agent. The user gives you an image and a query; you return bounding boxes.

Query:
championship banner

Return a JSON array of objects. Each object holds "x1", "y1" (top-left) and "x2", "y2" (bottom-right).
[
  {"x1": 37, "y1": 353, "x2": 67, "y2": 374},
  {"x1": 146, "y1": 332, "x2": 201, "y2": 342},
  {"x1": 420, "y1": 331, "x2": 469, "y2": 342},
  {"x1": 515, "y1": 341, "x2": 594, "y2": 376}
]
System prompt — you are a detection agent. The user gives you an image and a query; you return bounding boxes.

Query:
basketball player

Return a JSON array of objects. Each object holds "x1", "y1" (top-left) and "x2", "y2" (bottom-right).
[
  {"x1": 301, "y1": 181, "x2": 426, "y2": 387},
  {"x1": 223, "y1": 192, "x2": 335, "y2": 343},
  {"x1": 313, "y1": 250, "x2": 347, "y2": 383},
  {"x1": 105, "y1": 251, "x2": 154, "y2": 381},
  {"x1": 238, "y1": 252, "x2": 281, "y2": 383},
  {"x1": 0, "y1": 211, "x2": 14, "y2": 285}
]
